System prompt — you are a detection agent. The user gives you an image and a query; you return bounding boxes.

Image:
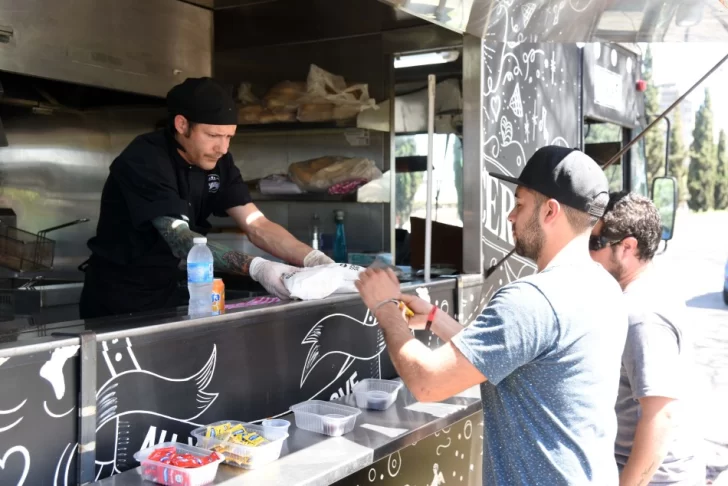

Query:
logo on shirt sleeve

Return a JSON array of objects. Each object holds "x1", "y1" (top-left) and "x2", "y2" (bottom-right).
[{"x1": 207, "y1": 174, "x2": 220, "y2": 194}]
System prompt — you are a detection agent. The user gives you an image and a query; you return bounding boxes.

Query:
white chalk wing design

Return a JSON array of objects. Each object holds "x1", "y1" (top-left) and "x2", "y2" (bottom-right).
[
  {"x1": 300, "y1": 310, "x2": 386, "y2": 394},
  {"x1": 94, "y1": 341, "x2": 218, "y2": 477}
]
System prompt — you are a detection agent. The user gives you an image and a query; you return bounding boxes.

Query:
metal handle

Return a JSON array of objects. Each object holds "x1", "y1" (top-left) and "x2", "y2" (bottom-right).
[
  {"x1": 603, "y1": 51, "x2": 728, "y2": 169},
  {"x1": 18, "y1": 275, "x2": 43, "y2": 290},
  {"x1": 37, "y1": 218, "x2": 90, "y2": 239},
  {"x1": 425, "y1": 74, "x2": 436, "y2": 283},
  {"x1": 0, "y1": 25, "x2": 13, "y2": 44}
]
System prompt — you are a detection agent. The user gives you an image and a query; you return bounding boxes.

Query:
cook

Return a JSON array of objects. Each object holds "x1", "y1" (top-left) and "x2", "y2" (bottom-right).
[{"x1": 79, "y1": 77, "x2": 333, "y2": 319}]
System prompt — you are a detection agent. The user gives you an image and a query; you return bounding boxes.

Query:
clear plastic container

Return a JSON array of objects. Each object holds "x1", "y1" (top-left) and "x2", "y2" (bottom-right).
[
  {"x1": 191, "y1": 420, "x2": 288, "y2": 470},
  {"x1": 261, "y1": 418, "x2": 291, "y2": 436},
  {"x1": 289, "y1": 400, "x2": 361, "y2": 436},
  {"x1": 133, "y1": 441, "x2": 223, "y2": 486},
  {"x1": 352, "y1": 379, "x2": 403, "y2": 410}
]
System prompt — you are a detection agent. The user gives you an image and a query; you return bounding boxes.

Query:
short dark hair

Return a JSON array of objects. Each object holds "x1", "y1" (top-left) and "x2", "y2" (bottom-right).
[
  {"x1": 533, "y1": 190, "x2": 605, "y2": 233},
  {"x1": 168, "y1": 115, "x2": 197, "y2": 135},
  {"x1": 601, "y1": 191, "x2": 661, "y2": 261}
]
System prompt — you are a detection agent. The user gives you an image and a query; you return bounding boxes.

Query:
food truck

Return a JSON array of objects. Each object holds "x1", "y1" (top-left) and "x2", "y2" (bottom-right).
[{"x1": 0, "y1": 0, "x2": 722, "y2": 484}]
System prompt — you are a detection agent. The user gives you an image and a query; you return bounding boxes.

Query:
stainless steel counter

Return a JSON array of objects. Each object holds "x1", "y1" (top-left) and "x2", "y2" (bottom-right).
[
  {"x1": 90, "y1": 382, "x2": 482, "y2": 486},
  {"x1": 0, "y1": 278, "x2": 461, "y2": 352},
  {"x1": 0, "y1": 275, "x2": 485, "y2": 485}
]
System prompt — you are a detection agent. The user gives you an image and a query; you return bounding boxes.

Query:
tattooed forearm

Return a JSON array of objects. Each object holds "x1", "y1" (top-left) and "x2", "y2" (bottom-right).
[
  {"x1": 220, "y1": 249, "x2": 255, "y2": 275},
  {"x1": 152, "y1": 216, "x2": 255, "y2": 276}
]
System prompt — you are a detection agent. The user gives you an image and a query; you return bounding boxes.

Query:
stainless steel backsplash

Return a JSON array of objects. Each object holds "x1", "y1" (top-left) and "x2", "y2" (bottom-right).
[{"x1": 0, "y1": 109, "x2": 389, "y2": 274}]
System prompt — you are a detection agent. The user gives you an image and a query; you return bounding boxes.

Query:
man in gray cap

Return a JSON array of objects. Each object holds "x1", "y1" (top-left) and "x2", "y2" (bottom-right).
[
  {"x1": 356, "y1": 146, "x2": 628, "y2": 485},
  {"x1": 80, "y1": 77, "x2": 333, "y2": 318}
]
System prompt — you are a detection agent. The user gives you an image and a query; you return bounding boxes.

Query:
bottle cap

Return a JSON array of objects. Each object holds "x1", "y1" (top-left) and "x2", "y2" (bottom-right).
[
  {"x1": 193, "y1": 237, "x2": 207, "y2": 245},
  {"x1": 334, "y1": 210, "x2": 345, "y2": 221}
]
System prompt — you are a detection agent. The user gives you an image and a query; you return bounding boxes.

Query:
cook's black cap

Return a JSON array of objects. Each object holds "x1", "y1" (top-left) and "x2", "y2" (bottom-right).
[
  {"x1": 167, "y1": 77, "x2": 237, "y2": 126},
  {"x1": 490, "y1": 146, "x2": 609, "y2": 217}
]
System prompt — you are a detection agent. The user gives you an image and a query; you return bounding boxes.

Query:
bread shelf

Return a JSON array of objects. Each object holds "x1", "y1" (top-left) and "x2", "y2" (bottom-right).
[
  {"x1": 235, "y1": 120, "x2": 360, "y2": 137},
  {"x1": 248, "y1": 191, "x2": 377, "y2": 203}
]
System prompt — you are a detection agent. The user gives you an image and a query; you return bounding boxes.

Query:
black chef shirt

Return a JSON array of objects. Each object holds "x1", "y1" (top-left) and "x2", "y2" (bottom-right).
[{"x1": 80, "y1": 128, "x2": 252, "y2": 318}]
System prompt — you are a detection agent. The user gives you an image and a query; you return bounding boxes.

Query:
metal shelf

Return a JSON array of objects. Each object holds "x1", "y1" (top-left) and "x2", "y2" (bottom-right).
[
  {"x1": 235, "y1": 120, "x2": 359, "y2": 137},
  {"x1": 249, "y1": 191, "x2": 361, "y2": 203}
]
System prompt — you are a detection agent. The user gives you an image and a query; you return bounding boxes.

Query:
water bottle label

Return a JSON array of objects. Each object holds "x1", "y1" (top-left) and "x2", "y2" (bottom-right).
[{"x1": 188, "y1": 262, "x2": 213, "y2": 283}]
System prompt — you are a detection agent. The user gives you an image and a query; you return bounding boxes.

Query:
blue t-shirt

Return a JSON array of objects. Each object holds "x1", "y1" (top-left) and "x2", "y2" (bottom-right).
[{"x1": 452, "y1": 260, "x2": 627, "y2": 485}]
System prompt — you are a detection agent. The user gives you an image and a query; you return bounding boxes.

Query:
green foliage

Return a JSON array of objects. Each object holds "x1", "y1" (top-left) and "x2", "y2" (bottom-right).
[
  {"x1": 395, "y1": 137, "x2": 424, "y2": 228},
  {"x1": 667, "y1": 107, "x2": 689, "y2": 206},
  {"x1": 643, "y1": 47, "x2": 666, "y2": 186},
  {"x1": 687, "y1": 89, "x2": 717, "y2": 211},
  {"x1": 715, "y1": 129, "x2": 728, "y2": 210}
]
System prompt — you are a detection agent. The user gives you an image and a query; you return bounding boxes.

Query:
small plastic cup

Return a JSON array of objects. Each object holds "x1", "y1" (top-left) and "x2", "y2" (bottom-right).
[{"x1": 261, "y1": 418, "x2": 291, "y2": 436}]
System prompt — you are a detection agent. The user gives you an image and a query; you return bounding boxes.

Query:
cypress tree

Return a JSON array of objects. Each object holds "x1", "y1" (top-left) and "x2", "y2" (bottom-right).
[{"x1": 687, "y1": 89, "x2": 718, "y2": 211}]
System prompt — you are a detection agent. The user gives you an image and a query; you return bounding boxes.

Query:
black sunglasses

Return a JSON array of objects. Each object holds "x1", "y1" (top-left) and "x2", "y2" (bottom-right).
[{"x1": 588, "y1": 235, "x2": 630, "y2": 252}]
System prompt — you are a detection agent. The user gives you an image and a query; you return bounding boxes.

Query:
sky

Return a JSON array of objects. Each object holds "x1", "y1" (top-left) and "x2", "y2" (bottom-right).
[{"x1": 648, "y1": 43, "x2": 728, "y2": 139}]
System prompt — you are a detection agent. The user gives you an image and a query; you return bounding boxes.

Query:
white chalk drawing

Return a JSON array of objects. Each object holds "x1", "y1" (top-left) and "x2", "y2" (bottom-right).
[
  {"x1": 435, "y1": 438, "x2": 452, "y2": 456},
  {"x1": 0, "y1": 398, "x2": 26, "y2": 435},
  {"x1": 500, "y1": 117, "x2": 513, "y2": 144},
  {"x1": 416, "y1": 286, "x2": 432, "y2": 303},
  {"x1": 0, "y1": 400, "x2": 26, "y2": 417},
  {"x1": 0, "y1": 445, "x2": 29, "y2": 486},
  {"x1": 43, "y1": 402, "x2": 74, "y2": 419},
  {"x1": 300, "y1": 308, "x2": 386, "y2": 400},
  {"x1": 490, "y1": 96, "x2": 501, "y2": 119},
  {"x1": 101, "y1": 338, "x2": 140, "y2": 378},
  {"x1": 569, "y1": 0, "x2": 594, "y2": 12},
  {"x1": 53, "y1": 442, "x2": 76, "y2": 486},
  {"x1": 95, "y1": 340, "x2": 218, "y2": 476},
  {"x1": 0, "y1": 358, "x2": 8, "y2": 367},
  {"x1": 431, "y1": 463, "x2": 446, "y2": 485},
  {"x1": 40, "y1": 345, "x2": 80, "y2": 401},
  {"x1": 0, "y1": 417, "x2": 23, "y2": 434},
  {"x1": 464, "y1": 420, "x2": 473, "y2": 440},
  {"x1": 509, "y1": 82, "x2": 523, "y2": 117},
  {"x1": 521, "y1": 2, "x2": 537, "y2": 28},
  {"x1": 481, "y1": 1, "x2": 580, "y2": 306},
  {"x1": 388, "y1": 450, "x2": 402, "y2": 477}
]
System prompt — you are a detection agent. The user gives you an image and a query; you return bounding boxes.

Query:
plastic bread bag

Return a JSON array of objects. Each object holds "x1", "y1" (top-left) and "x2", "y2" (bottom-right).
[
  {"x1": 288, "y1": 156, "x2": 382, "y2": 192},
  {"x1": 299, "y1": 64, "x2": 377, "y2": 112},
  {"x1": 282, "y1": 263, "x2": 365, "y2": 300}
]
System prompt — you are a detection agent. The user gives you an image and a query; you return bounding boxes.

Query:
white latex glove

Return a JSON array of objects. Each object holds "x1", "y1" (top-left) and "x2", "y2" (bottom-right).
[
  {"x1": 249, "y1": 257, "x2": 302, "y2": 299},
  {"x1": 303, "y1": 249, "x2": 335, "y2": 267}
]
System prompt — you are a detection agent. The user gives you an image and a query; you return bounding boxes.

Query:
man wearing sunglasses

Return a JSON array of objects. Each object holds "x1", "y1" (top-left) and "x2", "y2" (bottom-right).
[
  {"x1": 590, "y1": 192, "x2": 704, "y2": 486},
  {"x1": 356, "y1": 146, "x2": 629, "y2": 485}
]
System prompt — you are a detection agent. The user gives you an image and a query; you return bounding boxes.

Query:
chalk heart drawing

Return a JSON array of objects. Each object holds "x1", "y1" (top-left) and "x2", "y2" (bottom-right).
[
  {"x1": 490, "y1": 96, "x2": 501, "y2": 119},
  {"x1": 0, "y1": 446, "x2": 30, "y2": 486}
]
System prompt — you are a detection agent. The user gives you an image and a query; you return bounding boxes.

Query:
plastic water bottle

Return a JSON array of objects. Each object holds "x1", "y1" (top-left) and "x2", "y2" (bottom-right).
[
  {"x1": 187, "y1": 237, "x2": 214, "y2": 316},
  {"x1": 333, "y1": 209, "x2": 347, "y2": 263}
]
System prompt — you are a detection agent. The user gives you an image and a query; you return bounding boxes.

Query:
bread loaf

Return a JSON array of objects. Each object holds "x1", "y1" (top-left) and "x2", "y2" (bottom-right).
[
  {"x1": 297, "y1": 103, "x2": 335, "y2": 122},
  {"x1": 264, "y1": 81, "x2": 306, "y2": 112}
]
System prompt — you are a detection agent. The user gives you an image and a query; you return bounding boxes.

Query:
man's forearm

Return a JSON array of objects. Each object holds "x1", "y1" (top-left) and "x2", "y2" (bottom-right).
[
  {"x1": 620, "y1": 407, "x2": 673, "y2": 486},
  {"x1": 152, "y1": 216, "x2": 255, "y2": 275},
  {"x1": 246, "y1": 219, "x2": 312, "y2": 266},
  {"x1": 429, "y1": 308, "x2": 466, "y2": 342},
  {"x1": 376, "y1": 305, "x2": 434, "y2": 399}
]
